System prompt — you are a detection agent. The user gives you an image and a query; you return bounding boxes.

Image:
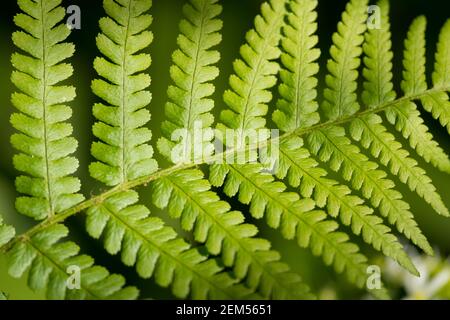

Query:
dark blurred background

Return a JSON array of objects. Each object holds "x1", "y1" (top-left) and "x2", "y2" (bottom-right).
[{"x1": 0, "y1": 0, "x2": 449, "y2": 299}]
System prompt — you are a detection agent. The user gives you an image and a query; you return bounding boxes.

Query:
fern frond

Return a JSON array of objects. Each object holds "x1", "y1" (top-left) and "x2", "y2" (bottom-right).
[
  {"x1": 273, "y1": 0, "x2": 320, "y2": 131},
  {"x1": 209, "y1": 163, "x2": 390, "y2": 298},
  {"x1": 90, "y1": 0, "x2": 158, "y2": 186},
  {"x1": 350, "y1": 114, "x2": 448, "y2": 218},
  {"x1": 276, "y1": 135, "x2": 432, "y2": 257},
  {"x1": 86, "y1": 190, "x2": 253, "y2": 299},
  {"x1": 0, "y1": 216, "x2": 15, "y2": 247},
  {"x1": 388, "y1": 16, "x2": 450, "y2": 173},
  {"x1": 151, "y1": 169, "x2": 314, "y2": 299},
  {"x1": 6, "y1": 224, "x2": 137, "y2": 299},
  {"x1": 421, "y1": 19, "x2": 450, "y2": 134},
  {"x1": 211, "y1": 0, "x2": 395, "y2": 297},
  {"x1": 10, "y1": 0, "x2": 84, "y2": 220},
  {"x1": 219, "y1": 0, "x2": 286, "y2": 146},
  {"x1": 158, "y1": 0, "x2": 222, "y2": 163},
  {"x1": 385, "y1": 101, "x2": 450, "y2": 173},
  {"x1": 432, "y1": 19, "x2": 450, "y2": 88},
  {"x1": 322, "y1": 0, "x2": 368, "y2": 120},
  {"x1": 308, "y1": 127, "x2": 420, "y2": 273},
  {"x1": 271, "y1": 0, "x2": 428, "y2": 261},
  {"x1": 401, "y1": 16, "x2": 427, "y2": 96},
  {"x1": 361, "y1": 0, "x2": 396, "y2": 107},
  {"x1": 3, "y1": 0, "x2": 449, "y2": 301}
]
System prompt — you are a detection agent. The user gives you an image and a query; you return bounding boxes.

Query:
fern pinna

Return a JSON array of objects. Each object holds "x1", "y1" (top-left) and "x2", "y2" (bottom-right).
[{"x1": 0, "y1": 0, "x2": 449, "y2": 300}]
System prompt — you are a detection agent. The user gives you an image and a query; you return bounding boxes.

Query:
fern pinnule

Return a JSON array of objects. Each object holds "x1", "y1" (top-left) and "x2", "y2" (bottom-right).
[
  {"x1": 10, "y1": 0, "x2": 84, "y2": 220},
  {"x1": 90, "y1": 0, "x2": 158, "y2": 186},
  {"x1": 401, "y1": 16, "x2": 427, "y2": 96},
  {"x1": 362, "y1": 0, "x2": 396, "y2": 108},
  {"x1": 0, "y1": 216, "x2": 15, "y2": 247},
  {"x1": 7, "y1": 224, "x2": 138, "y2": 300},
  {"x1": 219, "y1": 0, "x2": 286, "y2": 147},
  {"x1": 431, "y1": 19, "x2": 450, "y2": 89},
  {"x1": 273, "y1": 0, "x2": 320, "y2": 132},
  {"x1": 322, "y1": 0, "x2": 368, "y2": 120},
  {"x1": 158, "y1": 0, "x2": 222, "y2": 163}
]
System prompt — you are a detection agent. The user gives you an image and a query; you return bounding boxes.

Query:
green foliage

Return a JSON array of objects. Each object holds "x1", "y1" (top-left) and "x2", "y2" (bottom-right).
[
  {"x1": 6, "y1": 224, "x2": 137, "y2": 300},
  {"x1": 1, "y1": 0, "x2": 450, "y2": 301},
  {"x1": 90, "y1": 0, "x2": 158, "y2": 186},
  {"x1": 158, "y1": 0, "x2": 222, "y2": 162},
  {"x1": 273, "y1": 0, "x2": 320, "y2": 132},
  {"x1": 10, "y1": 0, "x2": 84, "y2": 220},
  {"x1": 218, "y1": 0, "x2": 286, "y2": 146},
  {"x1": 361, "y1": 0, "x2": 395, "y2": 107},
  {"x1": 420, "y1": 20, "x2": 450, "y2": 134},
  {"x1": 322, "y1": 0, "x2": 368, "y2": 120},
  {"x1": 0, "y1": 216, "x2": 15, "y2": 247},
  {"x1": 86, "y1": 190, "x2": 253, "y2": 299},
  {"x1": 386, "y1": 16, "x2": 450, "y2": 173},
  {"x1": 151, "y1": 169, "x2": 314, "y2": 299}
]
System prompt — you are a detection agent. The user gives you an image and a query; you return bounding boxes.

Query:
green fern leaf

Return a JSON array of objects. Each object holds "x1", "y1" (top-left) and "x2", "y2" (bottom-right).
[
  {"x1": 385, "y1": 101, "x2": 450, "y2": 173},
  {"x1": 158, "y1": 0, "x2": 222, "y2": 163},
  {"x1": 10, "y1": 0, "x2": 84, "y2": 220},
  {"x1": 277, "y1": 135, "x2": 433, "y2": 256},
  {"x1": 350, "y1": 114, "x2": 448, "y2": 218},
  {"x1": 90, "y1": 0, "x2": 158, "y2": 186},
  {"x1": 361, "y1": 0, "x2": 396, "y2": 107},
  {"x1": 401, "y1": 16, "x2": 427, "y2": 95},
  {"x1": 358, "y1": 2, "x2": 448, "y2": 217},
  {"x1": 3, "y1": 0, "x2": 450, "y2": 301},
  {"x1": 387, "y1": 17, "x2": 450, "y2": 173},
  {"x1": 0, "y1": 216, "x2": 15, "y2": 247},
  {"x1": 420, "y1": 19, "x2": 450, "y2": 134},
  {"x1": 6, "y1": 224, "x2": 137, "y2": 300},
  {"x1": 213, "y1": 0, "x2": 393, "y2": 296},
  {"x1": 322, "y1": 0, "x2": 368, "y2": 120},
  {"x1": 151, "y1": 169, "x2": 313, "y2": 299},
  {"x1": 86, "y1": 190, "x2": 253, "y2": 299},
  {"x1": 273, "y1": 0, "x2": 320, "y2": 131},
  {"x1": 154, "y1": 0, "x2": 312, "y2": 299},
  {"x1": 431, "y1": 19, "x2": 450, "y2": 88},
  {"x1": 218, "y1": 0, "x2": 286, "y2": 147},
  {"x1": 209, "y1": 162, "x2": 388, "y2": 299},
  {"x1": 308, "y1": 127, "x2": 419, "y2": 274}
]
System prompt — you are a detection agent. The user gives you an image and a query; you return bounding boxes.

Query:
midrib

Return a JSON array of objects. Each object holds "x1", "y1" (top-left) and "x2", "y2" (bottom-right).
[
  {"x1": 40, "y1": 1, "x2": 54, "y2": 217},
  {"x1": 121, "y1": 0, "x2": 133, "y2": 184}
]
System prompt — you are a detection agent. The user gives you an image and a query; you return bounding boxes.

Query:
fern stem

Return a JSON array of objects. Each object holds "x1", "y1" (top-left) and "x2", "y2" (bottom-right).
[{"x1": 2, "y1": 86, "x2": 448, "y2": 254}]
